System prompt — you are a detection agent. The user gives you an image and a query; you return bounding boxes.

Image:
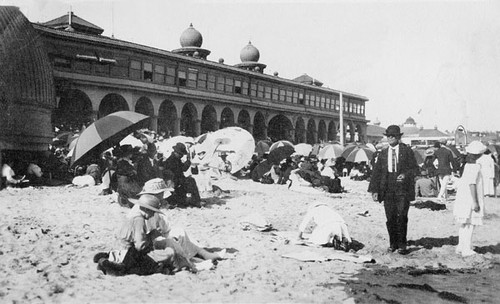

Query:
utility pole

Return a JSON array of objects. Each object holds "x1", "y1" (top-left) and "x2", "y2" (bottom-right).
[{"x1": 339, "y1": 92, "x2": 344, "y2": 145}]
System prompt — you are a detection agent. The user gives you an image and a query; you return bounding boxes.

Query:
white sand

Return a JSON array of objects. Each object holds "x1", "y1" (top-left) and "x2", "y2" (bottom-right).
[{"x1": 1, "y1": 177, "x2": 499, "y2": 303}]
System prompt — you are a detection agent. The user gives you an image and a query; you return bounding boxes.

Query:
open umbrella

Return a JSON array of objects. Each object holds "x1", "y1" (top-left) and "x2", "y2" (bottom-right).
[
  {"x1": 212, "y1": 127, "x2": 255, "y2": 173},
  {"x1": 344, "y1": 146, "x2": 374, "y2": 163},
  {"x1": 71, "y1": 111, "x2": 149, "y2": 166},
  {"x1": 317, "y1": 143, "x2": 344, "y2": 160},
  {"x1": 268, "y1": 145, "x2": 295, "y2": 165},
  {"x1": 156, "y1": 135, "x2": 194, "y2": 157},
  {"x1": 310, "y1": 143, "x2": 323, "y2": 156},
  {"x1": 293, "y1": 143, "x2": 312, "y2": 156},
  {"x1": 255, "y1": 140, "x2": 271, "y2": 157},
  {"x1": 342, "y1": 143, "x2": 367, "y2": 159},
  {"x1": 120, "y1": 134, "x2": 143, "y2": 148},
  {"x1": 269, "y1": 140, "x2": 294, "y2": 152}
]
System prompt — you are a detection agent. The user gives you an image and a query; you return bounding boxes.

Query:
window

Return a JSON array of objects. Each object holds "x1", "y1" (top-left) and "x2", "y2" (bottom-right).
[
  {"x1": 166, "y1": 66, "x2": 176, "y2": 85},
  {"x1": 234, "y1": 80, "x2": 242, "y2": 94},
  {"x1": 208, "y1": 74, "x2": 216, "y2": 90},
  {"x1": 198, "y1": 72, "x2": 207, "y2": 89},
  {"x1": 257, "y1": 84, "x2": 264, "y2": 98},
  {"x1": 286, "y1": 90, "x2": 292, "y2": 103},
  {"x1": 225, "y1": 77, "x2": 233, "y2": 93},
  {"x1": 335, "y1": 99, "x2": 340, "y2": 111},
  {"x1": 265, "y1": 87, "x2": 271, "y2": 99},
  {"x1": 130, "y1": 60, "x2": 141, "y2": 80},
  {"x1": 298, "y1": 92, "x2": 304, "y2": 105},
  {"x1": 321, "y1": 96, "x2": 326, "y2": 108},
  {"x1": 272, "y1": 88, "x2": 279, "y2": 101},
  {"x1": 188, "y1": 69, "x2": 197, "y2": 88},
  {"x1": 143, "y1": 62, "x2": 153, "y2": 81},
  {"x1": 279, "y1": 89, "x2": 286, "y2": 102},
  {"x1": 178, "y1": 70, "x2": 187, "y2": 86},
  {"x1": 251, "y1": 83, "x2": 257, "y2": 97},
  {"x1": 242, "y1": 81, "x2": 249, "y2": 95},
  {"x1": 154, "y1": 64, "x2": 165, "y2": 83},
  {"x1": 216, "y1": 76, "x2": 225, "y2": 91},
  {"x1": 293, "y1": 91, "x2": 298, "y2": 104}
]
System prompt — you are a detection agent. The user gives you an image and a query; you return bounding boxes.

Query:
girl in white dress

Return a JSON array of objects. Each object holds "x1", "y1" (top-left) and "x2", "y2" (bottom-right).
[{"x1": 453, "y1": 141, "x2": 486, "y2": 257}]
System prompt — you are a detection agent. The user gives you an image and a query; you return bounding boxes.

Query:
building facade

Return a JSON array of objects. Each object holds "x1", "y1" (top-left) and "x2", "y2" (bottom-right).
[{"x1": 0, "y1": 7, "x2": 369, "y2": 153}]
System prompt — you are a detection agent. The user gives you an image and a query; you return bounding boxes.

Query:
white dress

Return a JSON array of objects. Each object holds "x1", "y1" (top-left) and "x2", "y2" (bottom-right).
[
  {"x1": 477, "y1": 154, "x2": 496, "y2": 196},
  {"x1": 453, "y1": 163, "x2": 484, "y2": 225}
]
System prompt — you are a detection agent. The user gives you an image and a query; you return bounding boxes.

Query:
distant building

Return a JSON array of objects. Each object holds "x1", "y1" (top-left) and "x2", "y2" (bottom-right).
[{"x1": 0, "y1": 7, "x2": 370, "y2": 155}]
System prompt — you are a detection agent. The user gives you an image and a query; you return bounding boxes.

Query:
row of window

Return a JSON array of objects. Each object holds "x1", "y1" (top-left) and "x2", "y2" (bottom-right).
[{"x1": 53, "y1": 55, "x2": 366, "y2": 115}]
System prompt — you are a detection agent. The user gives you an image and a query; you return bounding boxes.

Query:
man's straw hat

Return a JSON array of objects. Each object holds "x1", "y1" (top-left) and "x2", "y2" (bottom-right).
[{"x1": 138, "y1": 178, "x2": 174, "y2": 195}]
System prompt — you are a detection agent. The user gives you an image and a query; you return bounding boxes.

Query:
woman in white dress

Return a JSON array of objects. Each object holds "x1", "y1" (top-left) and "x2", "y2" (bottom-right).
[
  {"x1": 477, "y1": 150, "x2": 496, "y2": 196},
  {"x1": 453, "y1": 141, "x2": 486, "y2": 257}
]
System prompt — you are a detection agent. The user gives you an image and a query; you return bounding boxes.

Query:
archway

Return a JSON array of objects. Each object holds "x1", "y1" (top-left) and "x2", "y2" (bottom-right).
[
  {"x1": 201, "y1": 105, "x2": 218, "y2": 133},
  {"x1": 53, "y1": 89, "x2": 93, "y2": 132},
  {"x1": 253, "y1": 111, "x2": 266, "y2": 140},
  {"x1": 135, "y1": 97, "x2": 154, "y2": 129},
  {"x1": 345, "y1": 123, "x2": 353, "y2": 143},
  {"x1": 355, "y1": 123, "x2": 364, "y2": 143},
  {"x1": 237, "y1": 110, "x2": 251, "y2": 132},
  {"x1": 180, "y1": 103, "x2": 198, "y2": 137},
  {"x1": 328, "y1": 121, "x2": 337, "y2": 141},
  {"x1": 98, "y1": 93, "x2": 129, "y2": 118},
  {"x1": 295, "y1": 117, "x2": 306, "y2": 144},
  {"x1": 158, "y1": 100, "x2": 177, "y2": 137},
  {"x1": 268, "y1": 114, "x2": 293, "y2": 142},
  {"x1": 318, "y1": 120, "x2": 327, "y2": 143},
  {"x1": 220, "y1": 107, "x2": 235, "y2": 129},
  {"x1": 306, "y1": 118, "x2": 316, "y2": 144}
]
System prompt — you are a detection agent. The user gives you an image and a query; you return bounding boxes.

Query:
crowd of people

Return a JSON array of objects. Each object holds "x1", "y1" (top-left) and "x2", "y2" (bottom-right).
[{"x1": 2, "y1": 124, "x2": 499, "y2": 274}]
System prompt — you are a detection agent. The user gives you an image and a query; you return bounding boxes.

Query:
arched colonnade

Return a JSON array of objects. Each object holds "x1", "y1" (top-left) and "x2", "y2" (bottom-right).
[{"x1": 53, "y1": 89, "x2": 366, "y2": 143}]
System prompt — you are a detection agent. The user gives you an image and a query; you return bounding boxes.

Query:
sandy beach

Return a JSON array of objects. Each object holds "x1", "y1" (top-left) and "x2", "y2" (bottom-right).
[{"x1": 1, "y1": 177, "x2": 499, "y2": 303}]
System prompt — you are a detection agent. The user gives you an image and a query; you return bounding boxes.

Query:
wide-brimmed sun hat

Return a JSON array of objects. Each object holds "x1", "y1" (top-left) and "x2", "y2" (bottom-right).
[
  {"x1": 465, "y1": 141, "x2": 487, "y2": 155},
  {"x1": 384, "y1": 125, "x2": 403, "y2": 137},
  {"x1": 138, "y1": 178, "x2": 174, "y2": 195},
  {"x1": 129, "y1": 194, "x2": 163, "y2": 214},
  {"x1": 173, "y1": 142, "x2": 188, "y2": 155},
  {"x1": 425, "y1": 148, "x2": 435, "y2": 156}
]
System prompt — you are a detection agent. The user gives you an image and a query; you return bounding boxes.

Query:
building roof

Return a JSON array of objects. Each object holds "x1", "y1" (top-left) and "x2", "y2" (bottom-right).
[
  {"x1": 293, "y1": 74, "x2": 323, "y2": 87},
  {"x1": 32, "y1": 23, "x2": 369, "y2": 101},
  {"x1": 42, "y1": 12, "x2": 104, "y2": 35},
  {"x1": 418, "y1": 128, "x2": 448, "y2": 138},
  {"x1": 366, "y1": 124, "x2": 386, "y2": 137}
]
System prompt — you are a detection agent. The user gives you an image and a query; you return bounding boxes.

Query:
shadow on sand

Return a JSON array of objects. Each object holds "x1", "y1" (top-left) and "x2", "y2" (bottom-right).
[{"x1": 407, "y1": 236, "x2": 458, "y2": 250}]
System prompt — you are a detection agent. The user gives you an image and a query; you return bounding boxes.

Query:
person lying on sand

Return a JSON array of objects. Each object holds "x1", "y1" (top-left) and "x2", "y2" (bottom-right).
[
  {"x1": 94, "y1": 179, "x2": 225, "y2": 276},
  {"x1": 297, "y1": 202, "x2": 352, "y2": 251}
]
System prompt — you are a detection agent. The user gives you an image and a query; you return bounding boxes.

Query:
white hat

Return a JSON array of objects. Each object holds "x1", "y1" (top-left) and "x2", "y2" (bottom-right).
[
  {"x1": 138, "y1": 178, "x2": 174, "y2": 195},
  {"x1": 465, "y1": 141, "x2": 487, "y2": 155}
]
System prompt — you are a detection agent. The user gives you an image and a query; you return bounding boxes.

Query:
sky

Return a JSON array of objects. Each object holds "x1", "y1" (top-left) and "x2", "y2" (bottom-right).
[{"x1": 3, "y1": 0, "x2": 500, "y2": 132}]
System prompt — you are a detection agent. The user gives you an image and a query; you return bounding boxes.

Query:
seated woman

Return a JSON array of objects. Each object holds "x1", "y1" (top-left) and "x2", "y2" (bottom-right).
[
  {"x1": 2, "y1": 159, "x2": 26, "y2": 188},
  {"x1": 94, "y1": 178, "x2": 225, "y2": 276},
  {"x1": 115, "y1": 145, "x2": 142, "y2": 208}
]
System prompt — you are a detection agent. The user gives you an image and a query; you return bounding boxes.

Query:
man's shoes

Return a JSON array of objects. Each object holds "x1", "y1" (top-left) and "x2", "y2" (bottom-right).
[
  {"x1": 97, "y1": 258, "x2": 125, "y2": 276},
  {"x1": 93, "y1": 252, "x2": 109, "y2": 263},
  {"x1": 386, "y1": 247, "x2": 397, "y2": 253},
  {"x1": 397, "y1": 246, "x2": 408, "y2": 255}
]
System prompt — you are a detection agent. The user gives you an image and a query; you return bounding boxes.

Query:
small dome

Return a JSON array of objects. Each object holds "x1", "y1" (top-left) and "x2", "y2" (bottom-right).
[
  {"x1": 240, "y1": 41, "x2": 260, "y2": 62},
  {"x1": 404, "y1": 116, "x2": 416, "y2": 125},
  {"x1": 180, "y1": 23, "x2": 203, "y2": 48}
]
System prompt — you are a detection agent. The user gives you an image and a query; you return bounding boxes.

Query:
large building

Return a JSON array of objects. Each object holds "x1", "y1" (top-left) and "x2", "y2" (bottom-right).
[{"x1": 0, "y1": 7, "x2": 369, "y2": 153}]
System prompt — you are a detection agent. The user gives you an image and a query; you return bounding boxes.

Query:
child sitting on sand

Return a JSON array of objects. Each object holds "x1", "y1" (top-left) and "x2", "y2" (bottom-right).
[{"x1": 298, "y1": 202, "x2": 352, "y2": 251}]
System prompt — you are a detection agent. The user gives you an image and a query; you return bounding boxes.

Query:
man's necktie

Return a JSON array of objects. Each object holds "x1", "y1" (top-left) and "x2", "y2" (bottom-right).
[{"x1": 391, "y1": 148, "x2": 397, "y2": 172}]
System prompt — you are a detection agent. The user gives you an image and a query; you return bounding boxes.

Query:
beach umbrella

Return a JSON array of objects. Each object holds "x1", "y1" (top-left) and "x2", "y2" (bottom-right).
[
  {"x1": 255, "y1": 140, "x2": 271, "y2": 157},
  {"x1": 293, "y1": 143, "x2": 312, "y2": 156},
  {"x1": 120, "y1": 134, "x2": 143, "y2": 148},
  {"x1": 269, "y1": 140, "x2": 294, "y2": 152},
  {"x1": 211, "y1": 127, "x2": 255, "y2": 173},
  {"x1": 156, "y1": 135, "x2": 194, "y2": 157},
  {"x1": 342, "y1": 143, "x2": 366, "y2": 159},
  {"x1": 251, "y1": 159, "x2": 273, "y2": 181},
  {"x1": 344, "y1": 146, "x2": 374, "y2": 163},
  {"x1": 317, "y1": 143, "x2": 344, "y2": 160},
  {"x1": 310, "y1": 143, "x2": 323, "y2": 156},
  {"x1": 365, "y1": 143, "x2": 376, "y2": 152},
  {"x1": 268, "y1": 145, "x2": 295, "y2": 165},
  {"x1": 70, "y1": 111, "x2": 149, "y2": 166}
]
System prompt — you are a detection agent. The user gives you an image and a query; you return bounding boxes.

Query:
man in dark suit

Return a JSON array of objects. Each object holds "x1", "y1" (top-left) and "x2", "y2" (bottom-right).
[{"x1": 368, "y1": 125, "x2": 419, "y2": 254}]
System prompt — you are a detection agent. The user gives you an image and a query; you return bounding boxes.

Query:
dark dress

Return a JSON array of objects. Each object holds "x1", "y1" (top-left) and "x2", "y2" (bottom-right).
[
  {"x1": 163, "y1": 154, "x2": 200, "y2": 207},
  {"x1": 116, "y1": 159, "x2": 142, "y2": 208}
]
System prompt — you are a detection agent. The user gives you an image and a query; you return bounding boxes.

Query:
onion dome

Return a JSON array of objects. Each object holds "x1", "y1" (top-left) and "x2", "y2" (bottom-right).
[
  {"x1": 180, "y1": 23, "x2": 203, "y2": 48},
  {"x1": 404, "y1": 116, "x2": 416, "y2": 126},
  {"x1": 240, "y1": 41, "x2": 260, "y2": 62}
]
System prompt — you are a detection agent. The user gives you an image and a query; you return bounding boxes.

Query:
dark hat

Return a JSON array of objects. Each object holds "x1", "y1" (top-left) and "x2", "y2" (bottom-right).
[
  {"x1": 384, "y1": 125, "x2": 403, "y2": 137},
  {"x1": 173, "y1": 142, "x2": 188, "y2": 155},
  {"x1": 120, "y1": 144, "x2": 134, "y2": 155}
]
